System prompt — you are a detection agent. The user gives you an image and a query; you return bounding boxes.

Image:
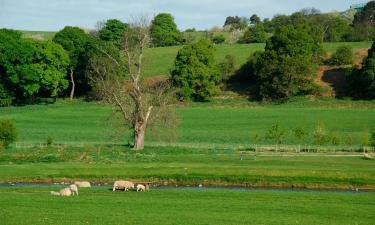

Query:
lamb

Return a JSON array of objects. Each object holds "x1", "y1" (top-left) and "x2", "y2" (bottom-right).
[
  {"x1": 74, "y1": 181, "x2": 91, "y2": 188},
  {"x1": 50, "y1": 188, "x2": 72, "y2": 196},
  {"x1": 136, "y1": 184, "x2": 146, "y2": 192},
  {"x1": 113, "y1": 180, "x2": 134, "y2": 191},
  {"x1": 69, "y1": 184, "x2": 79, "y2": 196}
]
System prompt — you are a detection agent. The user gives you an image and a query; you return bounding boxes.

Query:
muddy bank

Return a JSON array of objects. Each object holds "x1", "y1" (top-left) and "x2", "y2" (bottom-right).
[{"x1": 1, "y1": 179, "x2": 374, "y2": 192}]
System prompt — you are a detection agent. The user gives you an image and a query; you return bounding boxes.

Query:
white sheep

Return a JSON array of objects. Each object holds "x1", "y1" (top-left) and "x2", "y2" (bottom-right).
[
  {"x1": 70, "y1": 184, "x2": 79, "y2": 196},
  {"x1": 113, "y1": 180, "x2": 134, "y2": 191},
  {"x1": 50, "y1": 188, "x2": 72, "y2": 196},
  {"x1": 136, "y1": 184, "x2": 146, "y2": 192},
  {"x1": 74, "y1": 181, "x2": 91, "y2": 188}
]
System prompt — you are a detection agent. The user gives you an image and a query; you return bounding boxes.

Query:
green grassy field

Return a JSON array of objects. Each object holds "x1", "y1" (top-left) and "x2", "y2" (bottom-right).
[
  {"x1": 0, "y1": 146, "x2": 374, "y2": 189},
  {"x1": 0, "y1": 187, "x2": 373, "y2": 225},
  {"x1": 143, "y1": 42, "x2": 372, "y2": 76},
  {"x1": 1, "y1": 99, "x2": 374, "y2": 148}
]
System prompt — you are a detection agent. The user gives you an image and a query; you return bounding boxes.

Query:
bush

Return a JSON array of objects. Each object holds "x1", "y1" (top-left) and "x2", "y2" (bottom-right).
[
  {"x1": 47, "y1": 136, "x2": 53, "y2": 146},
  {"x1": 312, "y1": 124, "x2": 328, "y2": 145},
  {"x1": 0, "y1": 119, "x2": 17, "y2": 148},
  {"x1": 212, "y1": 35, "x2": 226, "y2": 44},
  {"x1": 328, "y1": 45, "x2": 353, "y2": 66}
]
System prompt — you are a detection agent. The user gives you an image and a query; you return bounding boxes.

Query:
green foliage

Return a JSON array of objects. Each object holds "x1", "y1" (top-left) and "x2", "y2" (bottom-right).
[
  {"x1": 53, "y1": 26, "x2": 90, "y2": 95},
  {"x1": 171, "y1": 39, "x2": 220, "y2": 101},
  {"x1": 23, "y1": 40, "x2": 70, "y2": 98},
  {"x1": 239, "y1": 24, "x2": 267, "y2": 43},
  {"x1": 98, "y1": 19, "x2": 128, "y2": 44},
  {"x1": 351, "y1": 1, "x2": 375, "y2": 41},
  {"x1": 312, "y1": 124, "x2": 328, "y2": 145},
  {"x1": 265, "y1": 123, "x2": 285, "y2": 145},
  {"x1": 217, "y1": 54, "x2": 236, "y2": 82},
  {"x1": 328, "y1": 45, "x2": 353, "y2": 66},
  {"x1": 150, "y1": 13, "x2": 184, "y2": 47},
  {"x1": 250, "y1": 14, "x2": 261, "y2": 25},
  {"x1": 330, "y1": 133, "x2": 341, "y2": 146},
  {"x1": 349, "y1": 42, "x2": 375, "y2": 99},
  {"x1": 0, "y1": 119, "x2": 16, "y2": 147},
  {"x1": 46, "y1": 136, "x2": 53, "y2": 146},
  {"x1": 224, "y1": 16, "x2": 248, "y2": 30},
  {"x1": 371, "y1": 130, "x2": 375, "y2": 147},
  {"x1": 0, "y1": 29, "x2": 70, "y2": 101},
  {"x1": 212, "y1": 35, "x2": 226, "y2": 44},
  {"x1": 246, "y1": 25, "x2": 322, "y2": 101},
  {"x1": 293, "y1": 126, "x2": 306, "y2": 141}
]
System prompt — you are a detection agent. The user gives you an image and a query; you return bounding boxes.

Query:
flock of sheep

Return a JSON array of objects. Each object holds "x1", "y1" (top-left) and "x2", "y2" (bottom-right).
[{"x1": 50, "y1": 181, "x2": 147, "y2": 197}]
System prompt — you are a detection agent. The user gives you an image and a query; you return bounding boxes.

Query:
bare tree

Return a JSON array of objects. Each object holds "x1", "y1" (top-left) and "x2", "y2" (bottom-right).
[{"x1": 88, "y1": 16, "x2": 176, "y2": 150}]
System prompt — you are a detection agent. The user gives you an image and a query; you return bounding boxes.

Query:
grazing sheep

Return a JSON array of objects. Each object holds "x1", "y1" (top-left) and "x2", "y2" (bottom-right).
[
  {"x1": 74, "y1": 181, "x2": 91, "y2": 188},
  {"x1": 113, "y1": 181, "x2": 134, "y2": 192},
  {"x1": 50, "y1": 188, "x2": 72, "y2": 196},
  {"x1": 136, "y1": 184, "x2": 146, "y2": 192},
  {"x1": 70, "y1": 184, "x2": 79, "y2": 196}
]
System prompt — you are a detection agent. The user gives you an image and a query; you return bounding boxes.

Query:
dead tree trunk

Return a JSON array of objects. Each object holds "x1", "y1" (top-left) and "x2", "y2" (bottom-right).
[{"x1": 69, "y1": 68, "x2": 75, "y2": 101}]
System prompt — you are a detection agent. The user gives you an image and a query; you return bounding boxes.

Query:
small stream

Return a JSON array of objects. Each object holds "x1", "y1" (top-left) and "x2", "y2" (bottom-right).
[{"x1": 0, "y1": 182, "x2": 367, "y2": 194}]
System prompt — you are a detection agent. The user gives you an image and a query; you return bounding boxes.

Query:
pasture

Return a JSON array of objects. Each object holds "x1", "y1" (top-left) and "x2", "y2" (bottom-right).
[
  {"x1": 0, "y1": 146, "x2": 374, "y2": 189},
  {"x1": 1, "y1": 98, "x2": 374, "y2": 148},
  {"x1": 0, "y1": 186, "x2": 374, "y2": 225},
  {"x1": 143, "y1": 42, "x2": 372, "y2": 77}
]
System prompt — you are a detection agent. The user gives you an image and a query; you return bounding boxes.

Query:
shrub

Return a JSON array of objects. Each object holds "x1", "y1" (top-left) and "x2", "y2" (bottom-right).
[
  {"x1": 0, "y1": 119, "x2": 17, "y2": 148},
  {"x1": 293, "y1": 126, "x2": 306, "y2": 142},
  {"x1": 47, "y1": 136, "x2": 53, "y2": 146},
  {"x1": 328, "y1": 45, "x2": 353, "y2": 66},
  {"x1": 330, "y1": 133, "x2": 341, "y2": 146},
  {"x1": 212, "y1": 35, "x2": 226, "y2": 44},
  {"x1": 312, "y1": 124, "x2": 328, "y2": 145}
]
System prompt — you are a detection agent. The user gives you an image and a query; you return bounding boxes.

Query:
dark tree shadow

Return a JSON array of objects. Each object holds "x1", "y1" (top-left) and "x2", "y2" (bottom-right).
[{"x1": 321, "y1": 67, "x2": 352, "y2": 98}]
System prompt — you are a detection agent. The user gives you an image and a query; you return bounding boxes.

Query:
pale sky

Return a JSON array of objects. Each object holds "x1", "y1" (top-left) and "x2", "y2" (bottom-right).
[{"x1": 0, "y1": 0, "x2": 369, "y2": 31}]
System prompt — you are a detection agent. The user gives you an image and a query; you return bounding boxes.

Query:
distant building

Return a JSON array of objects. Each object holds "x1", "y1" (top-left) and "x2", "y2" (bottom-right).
[{"x1": 350, "y1": 1, "x2": 370, "y2": 12}]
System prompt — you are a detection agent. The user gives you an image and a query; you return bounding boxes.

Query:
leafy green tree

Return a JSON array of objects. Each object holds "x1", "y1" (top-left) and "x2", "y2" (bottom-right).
[
  {"x1": 0, "y1": 29, "x2": 69, "y2": 102},
  {"x1": 150, "y1": 13, "x2": 184, "y2": 47},
  {"x1": 224, "y1": 16, "x2": 248, "y2": 30},
  {"x1": 171, "y1": 39, "x2": 220, "y2": 101},
  {"x1": 0, "y1": 119, "x2": 17, "y2": 148},
  {"x1": 0, "y1": 29, "x2": 23, "y2": 105},
  {"x1": 53, "y1": 26, "x2": 90, "y2": 99},
  {"x1": 351, "y1": 1, "x2": 375, "y2": 41},
  {"x1": 250, "y1": 14, "x2": 261, "y2": 25},
  {"x1": 247, "y1": 25, "x2": 322, "y2": 101},
  {"x1": 349, "y1": 42, "x2": 375, "y2": 99},
  {"x1": 265, "y1": 123, "x2": 285, "y2": 145},
  {"x1": 239, "y1": 24, "x2": 267, "y2": 43},
  {"x1": 98, "y1": 19, "x2": 128, "y2": 44},
  {"x1": 24, "y1": 40, "x2": 70, "y2": 98}
]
